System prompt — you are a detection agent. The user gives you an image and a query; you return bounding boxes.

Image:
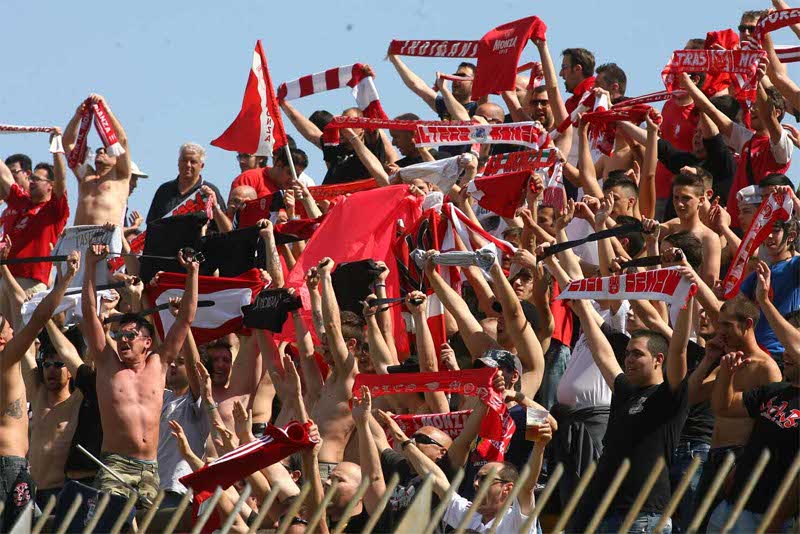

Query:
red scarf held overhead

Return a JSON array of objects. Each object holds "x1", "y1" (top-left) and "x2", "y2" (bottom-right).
[
  {"x1": 415, "y1": 122, "x2": 550, "y2": 150},
  {"x1": 661, "y1": 49, "x2": 766, "y2": 101},
  {"x1": 388, "y1": 40, "x2": 479, "y2": 58},
  {"x1": 67, "y1": 99, "x2": 125, "y2": 169},
  {"x1": 753, "y1": 8, "x2": 800, "y2": 42},
  {"x1": 721, "y1": 191, "x2": 794, "y2": 299},
  {"x1": 353, "y1": 367, "x2": 508, "y2": 440},
  {"x1": 321, "y1": 116, "x2": 473, "y2": 146},
  {"x1": 612, "y1": 90, "x2": 687, "y2": 108},
  {"x1": 467, "y1": 170, "x2": 531, "y2": 218},
  {"x1": 582, "y1": 104, "x2": 660, "y2": 128},
  {"x1": 702, "y1": 29, "x2": 739, "y2": 97}
]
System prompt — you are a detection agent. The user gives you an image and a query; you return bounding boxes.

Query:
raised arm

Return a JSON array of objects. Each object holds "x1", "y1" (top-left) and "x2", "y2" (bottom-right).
[
  {"x1": 764, "y1": 34, "x2": 800, "y2": 111},
  {"x1": 63, "y1": 99, "x2": 88, "y2": 179},
  {"x1": 0, "y1": 157, "x2": 13, "y2": 200},
  {"x1": 353, "y1": 388, "x2": 387, "y2": 513},
  {"x1": 755, "y1": 61, "x2": 784, "y2": 146},
  {"x1": 292, "y1": 308, "x2": 324, "y2": 408},
  {"x1": 90, "y1": 94, "x2": 130, "y2": 178},
  {"x1": 436, "y1": 74, "x2": 471, "y2": 121},
  {"x1": 388, "y1": 55, "x2": 438, "y2": 112},
  {"x1": 576, "y1": 118, "x2": 604, "y2": 199},
  {"x1": 373, "y1": 261, "x2": 398, "y2": 362},
  {"x1": 2, "y1": 251, "x2": 80, "y2": 369},
  {"x1": 640, "y1": 113, "x2": 659, "y2": 219},
  {"x1": 517, "y1": 421, "x2": 553, "y2": 515},
  {"x1": 82, "y1": 244, "x2": 111, "y2": 356},
  {"x1": 341, "y1": 128, "x2": 390, "y2": 187},
  {"x1": 317, "y1": 258, "x2": 354, "y2": 372},
  {"x1": 362, "y1": 296, "x2": 397, "y2": 375},
  {"x1": 259, "y1": 220, "x2": 285, "y2": 288},
  {"x1": 159, "y1": 251, "x2": 199, "y2": 363},
  {"x1": 667, "y1": 295, "x2": 693, "y2": 392},
  {"x1": 50, "y1": 128, "x2": 68, "y2": 198},
  {"x1": 405, "y1": 292, "x2": 450, "y2": 413},
  {"x1": 534, "y1": 38, "x2": 568, "y2": 126},
  {"x1": 279, "y1": 100, "x2": 323, "y2": 149},
  {"x1": 571, "y1": 298, "x2": 623, "y2": 390},
  {"x1": 43, "y1": 321, "x2": 83, "y2": 378},
  {"x1": 756, "y1": 260, "x2": 800, "y2": 357},
  {"x1": 680, "y1": 73, "x2": 733, "y2": 138}
]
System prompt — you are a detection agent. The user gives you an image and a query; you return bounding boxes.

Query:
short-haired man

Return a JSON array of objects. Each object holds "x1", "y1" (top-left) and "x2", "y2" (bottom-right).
[
  {"x1": 3, "y1": 154, "x2": 32, "y2": 193},
  {"x1": 388, "y1": 56, "x2": 478, "y2": 120},
  {"x1": 0, "y1": 130, "x2": 69, "y2": 303},
  {"x1": 595, "y1": 63, "x2": 627, "y2": 103},
  {"x1": 145, "y1": 143, "x2": 231, "y2": 232},
  {"x1": 0, "y1": 248, "x2": 79, "y2": 530},
  {"x1": 63, "y1": 94, "x2": 132, "y2": 227},
  {"x1": 602, "y1": 172, "x2": 639, "y2": 218},
  {"x1": 229, "y1": 147, "x2": 308, "y2": 198},
  {"x1": 561, "y1": 48, "x2": 596, "y2": 114},
  {"x1": 82, "y1": 243, "x2": 199, "y2": 506},
  {"x1": 389, "y1": 113, "x2": 441, "y2": 168}
]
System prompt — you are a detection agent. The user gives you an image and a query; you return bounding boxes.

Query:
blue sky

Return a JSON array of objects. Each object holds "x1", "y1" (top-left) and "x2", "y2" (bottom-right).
[{"x1": 2, "y1": 0, "x2": 798, "y2": 223}]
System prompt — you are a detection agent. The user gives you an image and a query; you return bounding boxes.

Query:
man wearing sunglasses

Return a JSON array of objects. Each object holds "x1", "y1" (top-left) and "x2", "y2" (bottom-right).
[
  {"x1": 0, "y1": 248, "x2": 80, "y2": 531},
  {"x1": 81, "y1": 243, "x2": 199, "y2": 508}
]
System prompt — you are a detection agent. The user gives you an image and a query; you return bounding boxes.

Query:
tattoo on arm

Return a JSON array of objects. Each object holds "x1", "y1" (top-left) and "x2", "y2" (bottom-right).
[{"x1": 2, "y1": 398, "x2": 23, "y2": 419}]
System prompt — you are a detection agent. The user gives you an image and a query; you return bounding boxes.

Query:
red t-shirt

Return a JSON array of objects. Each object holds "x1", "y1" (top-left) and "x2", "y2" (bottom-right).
[
  {"x1": 655, "y1": 99, "x2": 699, "y2": 199},
  {"x1": 2, "y1": 184, "x2": 69, "y2": 284},
  {"x1": 230, "y1": 167, "x2": 277, "y2": 199},
  {"x1": 550, "y1": 279, "x2": 574, "y2": 347}
]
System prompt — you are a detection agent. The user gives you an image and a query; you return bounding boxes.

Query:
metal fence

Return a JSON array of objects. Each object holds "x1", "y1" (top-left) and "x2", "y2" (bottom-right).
[{"x1": 11, "y1": 449, "x2": 800, "y2": 533}]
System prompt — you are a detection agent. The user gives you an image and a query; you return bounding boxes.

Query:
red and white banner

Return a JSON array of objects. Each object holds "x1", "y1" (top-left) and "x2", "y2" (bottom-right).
[
  {"x1": 467, "y1": 170, "x2": 531, "y2": 218},
  {"x1": 389, "y1": 410, "x2": 472, "y2": 444},
  {"x1": 721, "y1": 191, "x2": 794, "y2": 299},
  {"x1": 776, "y1": 44, "x2": 800, "y2": 63},
  {"x1": 277, "y1": 63, "x2": 388, "y2": 122},
  {"x1": 482, "y1": 148, "x2": 558, "y2": 175},
  {"x1": 582, "y1": 104, "x2": 660, "y2": 129},
  {"x1": 555, "y1": 90, "x2": 613, "y2": 155},
  {"x1": 388, "y1": 40, "x2": 479, "y2": 58},
  {"x1": 353, "y1": 367, "x2": 508, "y2": 440},
  {"x1": 661, "y1": 49, "x2": 766, "y2": 100},
  {"x1": 321, "y1": 116, "x2": 473, "y2": 146},
  {"x1": 0, "y1": 124, "x2": 55, "y2": 134},
  {"x1": 211, "y1": 40, "x2": 287, "y2": 157},
  {"x1": 441, "y1": 203, "x2": 517, "y2": 258},
  {"x1": 415, "y1": 122, "x2": 549, "y2": 150},
  {"x1": 557, "y1": 267, "x2": 697, "y2": 325},
  {"x1": 753, "y1": 8, "x2": 800, "y2": 41},
  {"x1": 612, "y1": 90, "x2": 687, "y2": 108},
  {"x1": 145, "y1": 268, "x2": 267, "y2": 344},
  {"x1": 180, "y1": 420, "x2": 315, "y2": 493},
  {"x1": 67, "y1": 100, "x2": 125, "y2": 169}
]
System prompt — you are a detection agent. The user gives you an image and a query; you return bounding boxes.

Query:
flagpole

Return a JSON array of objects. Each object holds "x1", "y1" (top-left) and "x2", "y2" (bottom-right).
[{"x1": 283, "y1": 144, "x2": 299, "y2": 184}]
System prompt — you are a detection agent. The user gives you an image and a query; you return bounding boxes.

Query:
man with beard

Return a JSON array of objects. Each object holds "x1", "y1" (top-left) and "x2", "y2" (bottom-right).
[
  {"x1": 63, "y1": 95, "x2": 131, "y2": 227},
  {"x1": 82, "y1": 243, "x2": 198, "y2": 506}
]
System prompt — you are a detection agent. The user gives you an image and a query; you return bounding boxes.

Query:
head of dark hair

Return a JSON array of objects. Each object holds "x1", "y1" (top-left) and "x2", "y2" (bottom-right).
[
  {"x1": 721, "y1": 295, "x2": 761, "y2": 328},
  {"x1": 773, "y1": 217, "x2": 800, "y2": 253},
  {"x1": 117, "y1": 315, "x2": 155, "y2": 338},
  {"x1": 663, "y1": 231, "x2": 704, "y2": 271},
  {"x1": 4, "y1": 154, "x2": 32, "y2": 172},
  {"x1": 672, "y1": 172, "x2": 706, "y2": 197},
  {"x1": 340, "y1": 311, "x2": 365, "y2": 350},
  {"x1": 603, "y1": 172, "x2": 639, "y2": 197},
  {"x1": 615, "y1": 215, "x2": 646, "y2": 257},
  {"x1": 685, "y1": 38, "x2": 706, "y2": 50},
  {"x1": 741, "y1": 10, "x2": 768, "y2": 22},
  {"x1": 33, "y1": 162, "x2": 54, "y2": 181},
  {"x1": 562, "y1": 48, "x2": 596, "y2": 77},
  {"x1": 286, "y1": 135, "x2": 298, "y2": 150},
  {"x1": 274, "y1": 148, "x2": 308, "y2": 171},
  {"x1": 395, "y1": 112, "x2": 420, "y2": 121},
  {"x1": 759, "y1": 173, "x2": 793, "y2": 188},
  {"x1": 596, "y1": 63, "x2": 627, "y2": 95},
  {"x1": 502, "y1": 227, "x2": 523, "y2": 241},
  {"x1": 457, "y1": 61, "x2": 477, "y2": 72},
  {"x1": 497, "y1": 462, "x2": 520, "y2": 483},
  {"x1": 710, "y1": 95, "x2": 742, "y2": 122},
  {"x1": 765, "y1": 86, "x2": 786, "y2": 122},
  {"x1": 308, "y1": 110, "x2": 334, "y2": 131},
  {"x1": 629, "y1": 329, "x2": 670, "y2": 359}
]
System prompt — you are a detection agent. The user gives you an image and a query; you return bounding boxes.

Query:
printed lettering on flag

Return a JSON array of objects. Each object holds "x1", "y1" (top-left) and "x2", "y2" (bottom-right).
[{"x1": 415, "y1": 122, "x2": 549, "y2": 150}]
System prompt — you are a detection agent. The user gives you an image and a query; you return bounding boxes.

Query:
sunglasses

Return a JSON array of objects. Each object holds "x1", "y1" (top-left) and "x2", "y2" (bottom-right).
[
  {"x1": 111, "y1": 330, "x2": 147, "y2": 342},
  {"x1": 42, "y1": 361, "x2": 66, "y2": 369},
  {"x1": 412, "y1": 433, "x2": 445, "y2": 448},
  {"x1": 738, "y1": 24, "x2": 757, "y2": 33},
  {"x1": 474, "y1": 473, "x2": 512, "y2": 485}
]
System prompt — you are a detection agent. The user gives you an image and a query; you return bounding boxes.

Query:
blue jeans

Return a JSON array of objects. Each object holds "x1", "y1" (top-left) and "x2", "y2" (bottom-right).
[
  {"x1": 669, "y1": 440, "x2": 710, "y2": 533},
  {"x1": 0, "y1": 456, "x2": 33, "y2": 531},
  {"x1": 539, "y1": 341, "x2": 570, "y2": 410},
  {"x1": 597, "y1": 510, "x2": 671, "y2": 533},
  {"x1": 709, "y1": 499, "x2": 795, "y2": 533}
]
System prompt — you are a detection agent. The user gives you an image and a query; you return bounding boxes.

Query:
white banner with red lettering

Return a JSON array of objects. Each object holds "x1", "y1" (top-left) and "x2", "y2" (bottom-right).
[
  {"x1": 414, "y1": 122, "x2": 549, "y2": 150},
  {"x1": 557, "y1": 267, "x2": 697, "y2": 325},
  {"x1": 721, "y1": 191, "x2": 794, "y2": 299}
]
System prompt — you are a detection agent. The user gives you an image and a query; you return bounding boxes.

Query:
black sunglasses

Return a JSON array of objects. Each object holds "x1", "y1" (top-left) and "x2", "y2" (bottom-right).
[
  {"x1": 412, "y1": 433, "x2": 445, "y2": 448},
  {"x1": 738, "y1": 24, "x2": 757, "y2": 33},
  {"x1": 474, "y1": 473, "x2": 512, "y2": 485},
  {"x1": 43, "y1": 361, "x2": 66, "y2": 369}
]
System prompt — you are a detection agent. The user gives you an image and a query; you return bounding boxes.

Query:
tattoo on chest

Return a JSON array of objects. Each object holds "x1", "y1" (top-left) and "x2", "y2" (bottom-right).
[{"x1": 2, "y1": 398, "x2": 23, "y2": 419}]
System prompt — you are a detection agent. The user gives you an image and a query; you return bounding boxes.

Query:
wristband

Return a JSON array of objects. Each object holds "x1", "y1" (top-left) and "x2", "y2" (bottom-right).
[
  {"x1": 400, "y1": 439, "x2": 414, "y2": 450},
  {"x1": 374, "y1": 283, "x2": 386, "y2": 288},
  {"x1": 205, "y1": 400, "x2": 219, "y2": 411}
]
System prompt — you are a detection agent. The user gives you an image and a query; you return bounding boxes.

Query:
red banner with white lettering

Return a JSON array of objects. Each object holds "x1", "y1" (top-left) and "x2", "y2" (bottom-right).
[
  {"x1": 415, "y1": 122, "x2": 549, "y2": 150},
  {"x1": 388, "y1": 40, "x2": 479, "y2": 58},
  {"x1": 353, "y1": 367, "x2": 507, "y2": 440},
  {"x1": 661, "y1": 49, "x2": 766, "y2": 100}
]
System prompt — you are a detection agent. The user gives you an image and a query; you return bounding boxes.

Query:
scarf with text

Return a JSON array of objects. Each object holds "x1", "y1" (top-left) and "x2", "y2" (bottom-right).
[
  {"x1": 433, "y1": 62, "x2": 542, "y2": 92},
  {"x1": 321, "y1": 115, "x2": 473, "y2": 146},
  {"x1": 66, "y1": 99, "x2": 125, "y2": 169},
  {"x1": 0, "y1": 124, "x2": 64, "y2": 153},
  {"x1": 392, "y1": 153, "x2": 474, "y2": 191},
  {"x1": 721, "y1": 190, "x2": 794, "y2": 298},
  {"x1": 661, "y1": 49, "x2": 766, "y2": 101},
  {"x1": 353, "y1": 367, "x2": 508, "y2": 440},
  {"x1": 613, "y1": 89, "x2": 688, "y2": 108},
  {"x1": 557, "y1": 267, "x2": 697, "y2": 325},
  {"x1": 415, "y1": 121, "x2": 550, "y2": 150},
  {"x1": 388, "y1": 40, "x2": 479, "y2": 57},
  {"x1": 467, "y1": 170, "x2": 532, "y2": 218},
  {"x1": 482, "y1": 147, "x2": 563, "y2": 210},
  {"x1": 277, "y1": 63, "x2": 388, "y2": 122}
]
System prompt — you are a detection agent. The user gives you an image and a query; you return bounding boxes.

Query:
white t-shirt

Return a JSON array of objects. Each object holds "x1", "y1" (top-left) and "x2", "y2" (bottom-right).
[
  {"x1": 442, "y1": 494, "x2": 539, "y2": 534},
  {"x1": 297, "y1": 171, "x2": 315, "y2": 187},
  {"x1": 157, "y1": 390, "x2": 210, "y2": 494},
  {"x1": 557, "y1": 300, "x2": 630, "y2": 409},
  {"x1": 726, "y1": 122, "x2": 793, "y2": 167}
]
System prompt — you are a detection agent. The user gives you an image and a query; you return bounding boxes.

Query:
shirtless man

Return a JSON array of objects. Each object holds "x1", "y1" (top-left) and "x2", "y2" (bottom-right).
[
  {"x1": 63, "y1": 94, "x2": 131, "y2": 227},
  {"x1": 308, "y1": 258, "x2": 359, "y2": 479},
  {"x1": 82, "y1": 243, "x2": 198, "y2": 506},
  {"x1": 27, "y1": 323, "x2": 87, "y2": 508},
  {"x1": 688, "y1": 296, "x2": 782, "y2": 526},
  {"x1": 0, "y1": 247, "x2": 78, "y2": 527}
]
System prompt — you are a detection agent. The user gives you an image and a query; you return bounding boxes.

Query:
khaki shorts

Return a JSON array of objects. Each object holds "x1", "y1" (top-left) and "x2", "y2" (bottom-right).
[
  {"x1": 94, "y1": 453, "x2": 159, "y2": 508},
  {"x1": 16, "y1": 277, "x2": 47, "y2": 298}
]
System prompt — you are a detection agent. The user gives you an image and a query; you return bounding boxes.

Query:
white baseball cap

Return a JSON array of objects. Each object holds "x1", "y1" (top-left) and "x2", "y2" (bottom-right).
[{"x1": 130, "y1": 161, "x2": 148, "y2": 178}]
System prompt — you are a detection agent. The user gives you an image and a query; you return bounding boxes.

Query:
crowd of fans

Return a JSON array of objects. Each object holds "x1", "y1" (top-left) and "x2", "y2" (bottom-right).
[{"x1": 0, "y1": 4, "x2": 799, "y2": 534}]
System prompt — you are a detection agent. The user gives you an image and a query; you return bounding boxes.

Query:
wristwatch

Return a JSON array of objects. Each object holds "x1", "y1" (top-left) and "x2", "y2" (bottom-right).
[{"x1": 400, "y1": 438, "x2": 414, "y2": 450}]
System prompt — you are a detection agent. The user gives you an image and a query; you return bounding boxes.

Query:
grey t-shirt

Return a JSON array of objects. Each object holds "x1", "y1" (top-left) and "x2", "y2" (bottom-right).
[{"x1": 157, "y1": 390, "x2": 210, "y2": 493}]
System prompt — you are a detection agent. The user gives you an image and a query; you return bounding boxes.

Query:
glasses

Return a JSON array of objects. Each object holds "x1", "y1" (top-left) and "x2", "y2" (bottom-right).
[
  {"x1": 111, "y1": 330, "x2": 147, "y2": 342},
  {"x1": 9, "y1": 168, "x2": 25, "y2": 175},
  {"x1": 30, "y1": 176, "x2": 53, "y2": 183},
  {"x1": 42, "y1": 361, "x2": 66, "y2": 369},
  {"x1": 738, "y1": 24, "x2": 757, "y2": 33},
  {"x1": 412, "y1": 433, "x2": 445, "y2": 448},
  {"x1": 236, "y1": 154, "x2": 254, "y2": 160},
  {"x1": 530, "y1": 99, "x2": 550, "y2": 107},
  {"x1": 474, "y1": 473, "x2": 512, "y2": 485}
]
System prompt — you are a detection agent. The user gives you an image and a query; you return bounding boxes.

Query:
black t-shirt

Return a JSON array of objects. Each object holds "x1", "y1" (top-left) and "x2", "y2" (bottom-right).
[
  {"x1": 145, "y1": 177, "x2": 225, "y2": 224},
  {"x1": 730, "y1": 382, "x2": 800, "y2": 513},
  {"x1": 395, "y1": 148, "x2": 444, "y2": 168},
  {"x1": 64, "y1": 365, "x2": 103, "y2": 473},
  {"x1": 434, "y1": 96, "x2": 477, "y2": 158},
  {"x1": 321, "y1": 135, "x2": 386, "y2": 185},
  {"x1": 337, "y1": 504, "x2": 395, "y2": 533},
  {"x1": 380, "y1": 448, "x2": 453, "y2": 514},
  {"x1": 681, "y1": 342, "x2": 714, "y2": 444},
  {"x1": 575, "y1": 373, "x2": 689, "y2": 526}
]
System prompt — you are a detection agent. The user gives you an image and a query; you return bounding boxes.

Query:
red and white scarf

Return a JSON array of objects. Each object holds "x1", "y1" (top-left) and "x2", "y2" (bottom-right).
[
  {"x1": 321, "y1": 115, "x2": 473, "y2": 145},
  {"x1": 388, "y1": 410, "x2": 472, "y2": 445},
  {"x1": 66, "y1": 99, "x2": 125, "y2": 169},
  {"x1": 353, "y1": 367, "x2": 508, "y2": 440},
  {"x1": 467, "y1": 170, "x2": 531, "y2": 218},
  {"x1": 415, "y1": 122, "x2": 550, "y2": 150},
  {"x1": 481, "y1": 147, "x2": 563, "y2": 210},
  {"x1": 555, "y1": 89, "x2": 613, "y2": 156},
  {"x1": 388, "y1": 40, "x2": 479, "y2": 57},
  {"x1": 277, "y1": 63, "x2": 388, "y2": 122},
  {"x1": 613, "y1": 90, "x2": 687, "y2": 108},
  {"x1": 557, "y1": 267, "x2": 697, "y2": 325},
  {"x1": 721, "y1": 191, "x2": 794, "y2": 299},
  {"x1": 0, "y1": 124, "x2": 64, "y2": 154},
  {"x1": 661, "y1": 49, "x2": 766, "y2": 101}
]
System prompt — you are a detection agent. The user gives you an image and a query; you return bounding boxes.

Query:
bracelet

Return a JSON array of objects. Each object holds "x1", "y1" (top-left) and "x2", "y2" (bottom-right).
[
  {"x1": 400, "y1": 439, "x2": 414, "y2": 450},
  {"x1": 347, "y1": 135, "x2": 358, "y2": 143},
  {"x1": 205, "y1": 401, "x2": 219, "y2": 411},
  {"x1": 374, "y1": 283, "x2": 386, "y2": 288}
]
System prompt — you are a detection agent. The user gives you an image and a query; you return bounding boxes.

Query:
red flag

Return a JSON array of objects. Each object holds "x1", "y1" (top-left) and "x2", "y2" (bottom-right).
[
  {"x1": 180, "y1": 421, "x2": 314, "y2": 493},
  {"x1": 467, "y1": 170, "x2": 531, "y2": 218},
  {"x1": 211, "y1": 40, "x2": 287, "y2": 156},
  {"x1": 279, "y1": 186, "x2": 424, "y2": 355},
  {"x1": 145, "y1": 269, "x2": 267, "y2": 344}
]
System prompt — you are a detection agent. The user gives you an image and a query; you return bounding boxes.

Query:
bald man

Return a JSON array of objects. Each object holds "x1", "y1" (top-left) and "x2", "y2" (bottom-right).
[
  {"x1": 474, "y1": 102, "x2": 506, "y2": 125},
  {"x1": 227, "y1": 185, "x2": 258, "y2": 220}
]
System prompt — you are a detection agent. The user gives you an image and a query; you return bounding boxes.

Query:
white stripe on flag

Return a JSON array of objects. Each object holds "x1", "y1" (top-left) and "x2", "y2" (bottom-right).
[
  {"x1": 311, "y1": 72, "x2": 328, "y2": 94},
  {"x1": 284, "y1": 81, "x2": 302, "y2": 100},
  {"x1": 338, "y1": 65, "x2": 353, "y2": 88},
  {"x1": 155, "y1": 287, "x2": 254, "y2": 332}
]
